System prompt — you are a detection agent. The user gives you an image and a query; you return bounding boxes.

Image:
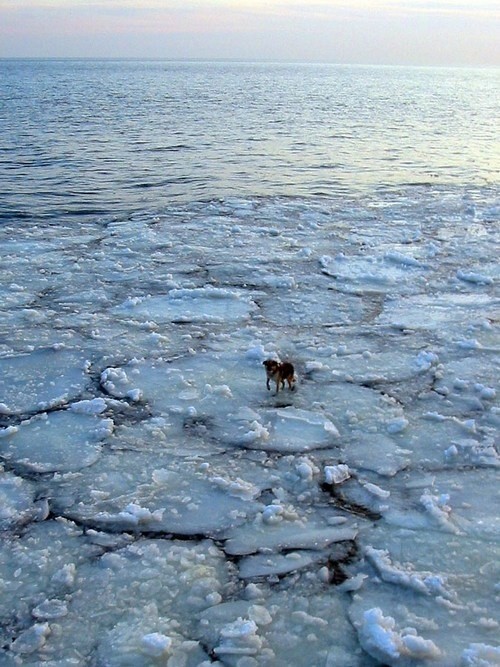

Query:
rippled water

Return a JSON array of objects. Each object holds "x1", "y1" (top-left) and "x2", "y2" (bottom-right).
[{"x1": 1, "y1": 60, "x2": 499, "y2": 223}]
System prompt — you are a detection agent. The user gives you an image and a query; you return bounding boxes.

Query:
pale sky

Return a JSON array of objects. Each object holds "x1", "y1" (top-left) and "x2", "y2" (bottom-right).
[{"x1": 1, "y1": 0, "x2": 499, "y2": 66}]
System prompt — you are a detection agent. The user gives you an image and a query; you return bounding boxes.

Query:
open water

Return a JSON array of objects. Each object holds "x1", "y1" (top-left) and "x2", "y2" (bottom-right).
[{"x1": 1, "y1": 60, "x2": 499, "y2": 223}]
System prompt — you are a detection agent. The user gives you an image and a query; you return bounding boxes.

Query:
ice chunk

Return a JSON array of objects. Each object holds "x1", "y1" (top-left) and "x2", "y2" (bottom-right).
[
  {"x1": 363, "y1": 483, "x2": 391, "y2": 499},
  {"x1": 457, "y1": 269, "x2": 493, "y2": 285},
  {"x1": 238, "y1": 550, "x2": 326, "y2": 578},
  {"x1": 358, "y1": 608, "x2": 441, "y2": 664},
  {"x1": 214, "y1": 618, "x2": 263, "y2": 656},
  {"x1": 32, "y1": 599, "x2": 69, "y2": 620},
  {"x1": 10, "y1": 623, "x2": 50, "y2": 654},
  {"x1": 69, "y1": 397, "x2": 108, "y2": 414},
  {"x1": 364, "y1": 547, "x2": 449, "y2": 598},
  {"x1": 324, "y1": 464, "x2": 351, "y2": 484},
  {"x1": 224, "y1": 517, "x2": 357, "y2": 556},
  {"x1": 141, "y1": 632, "x2": 172, "y2": 657},
  {"x1": 419, "y1": 490, "x2": 461, "y2": 534}
]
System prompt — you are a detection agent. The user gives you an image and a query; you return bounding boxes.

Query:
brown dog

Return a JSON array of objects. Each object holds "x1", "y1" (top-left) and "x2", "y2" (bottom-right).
[{"x1": 263, "y1": 359, "x2": 295, "y2": 394}]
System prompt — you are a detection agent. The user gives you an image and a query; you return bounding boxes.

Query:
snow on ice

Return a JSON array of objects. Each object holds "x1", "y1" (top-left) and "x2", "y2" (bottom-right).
[{"x1": 0, "y1": 189, "x2": 499, "y2": 666}]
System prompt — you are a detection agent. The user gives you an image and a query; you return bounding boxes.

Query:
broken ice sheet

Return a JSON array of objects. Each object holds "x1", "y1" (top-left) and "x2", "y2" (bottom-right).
[
  {"x1": 306, "y1": 349, "x2": 440, "y2": 385},
  {"x1": 7, "y1": 537, "x2": 231, "y2": 664},
  {"x1": 348, "y1": 523, "x2": 500, "y2": 666},
  {"x1": 197, "y1": 591, "x2": 371, "y2": 667},
  {"x1": 100, "y1": 351, "x2": 265, "y2": 419},
  {"x1": 0, "y1": 469, "x2": 43, "y2": 529},
  {"x1": 222, "y1": 509, "x2": 357, "y2": 556},
  {"x1": 0, "y1": 520, "x2": 101, "y2": 648},
  {"x1": 222, "y1": 406, "x2": 340, "y2": 452},
  {"x1": 114, "y1": 286, "x2": 259, "y2": 324},
  {"x1": 0, "y1": 187, "x2": 498, "y2": 665},
  {"x1": 375, "y1": 292, "x2": 496, "y2": 334},
  {"x1": 0, "y1": 410, "x2": 112, "y2": 473},
  {"x1": 298, "y1": 381, "x2": 406, "y2": 439},
  {"x1": 0, "y1": 348, "x2": 91, "y2": 415},
  {"x1": 319, "y1": 252, "x2": 429, "y2": 294},
  {"x1": 48, "y1": 448, "x2": 267, "y2": 535}
]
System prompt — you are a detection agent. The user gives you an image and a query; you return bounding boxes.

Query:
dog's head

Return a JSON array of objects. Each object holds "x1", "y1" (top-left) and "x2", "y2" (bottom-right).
[{"x1": 263, "y1": 359, "x2": 279, "y2": 375}]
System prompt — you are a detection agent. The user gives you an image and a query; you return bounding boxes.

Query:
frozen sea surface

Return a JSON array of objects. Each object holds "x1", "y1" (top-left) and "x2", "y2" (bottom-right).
[{"x1": 0, "y1": 187, "x2": 499, "y2": 666}]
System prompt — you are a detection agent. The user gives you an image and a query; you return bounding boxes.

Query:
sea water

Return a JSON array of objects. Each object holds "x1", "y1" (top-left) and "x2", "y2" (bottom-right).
[
  {"x1": 0, "y1": 60, "x2": 499, "y2": 666},
  {"x1": 2, "y1": 60, "x2": 499, "y2": 218}
]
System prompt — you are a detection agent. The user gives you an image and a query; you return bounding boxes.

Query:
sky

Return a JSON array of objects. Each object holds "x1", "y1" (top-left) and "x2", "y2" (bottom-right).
[{"x1": 0, "y1": 0, "x2": 499, "y2": 66}]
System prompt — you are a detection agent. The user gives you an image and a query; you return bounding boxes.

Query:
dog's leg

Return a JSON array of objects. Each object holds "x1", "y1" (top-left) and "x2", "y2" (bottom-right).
[
  {"x1": 275, "y1": 378, "x2": 280, "y2": 394},
  {"x1": 266, "y1": 378, "x2": 271, "y2": 390}
]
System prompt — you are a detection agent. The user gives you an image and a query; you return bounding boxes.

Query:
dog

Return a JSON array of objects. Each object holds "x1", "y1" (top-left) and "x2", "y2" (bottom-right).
[{"x1": 263, "y1": 359, "x2": 295, "y2": 394}]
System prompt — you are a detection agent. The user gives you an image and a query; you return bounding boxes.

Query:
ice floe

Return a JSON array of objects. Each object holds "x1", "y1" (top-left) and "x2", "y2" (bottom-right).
[
  {"x1": 0, "y1": 188, "x2": 499, "y2": 665},
  {"x1": 0, "y1": 410, "x2": 113, "y2": 473}
]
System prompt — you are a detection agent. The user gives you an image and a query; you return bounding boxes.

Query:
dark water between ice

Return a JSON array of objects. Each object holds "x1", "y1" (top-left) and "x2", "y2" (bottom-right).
[{"x1": 1, "y1": 59, "x2": 499, "y2": 224}]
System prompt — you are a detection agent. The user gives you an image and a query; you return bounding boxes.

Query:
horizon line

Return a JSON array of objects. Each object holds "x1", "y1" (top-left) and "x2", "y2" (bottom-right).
[{"x1": 1, "y1": 56, "x2": 499, "y2": 69}]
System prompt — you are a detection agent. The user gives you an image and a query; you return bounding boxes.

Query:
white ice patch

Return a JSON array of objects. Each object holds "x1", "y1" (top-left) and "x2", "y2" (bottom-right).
[
  {"x1": 320, "y1": 252, "x2": 427, "y2": 293},
  {"x1": 376, "y1": 293, "x2": 495, "y2": 331},
  {"x1": 226, "y1": 407, "x2": 339, "y2": 452},
  {"x1": 115, "y1": 286, "x2": 258, "y2": 323}
]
